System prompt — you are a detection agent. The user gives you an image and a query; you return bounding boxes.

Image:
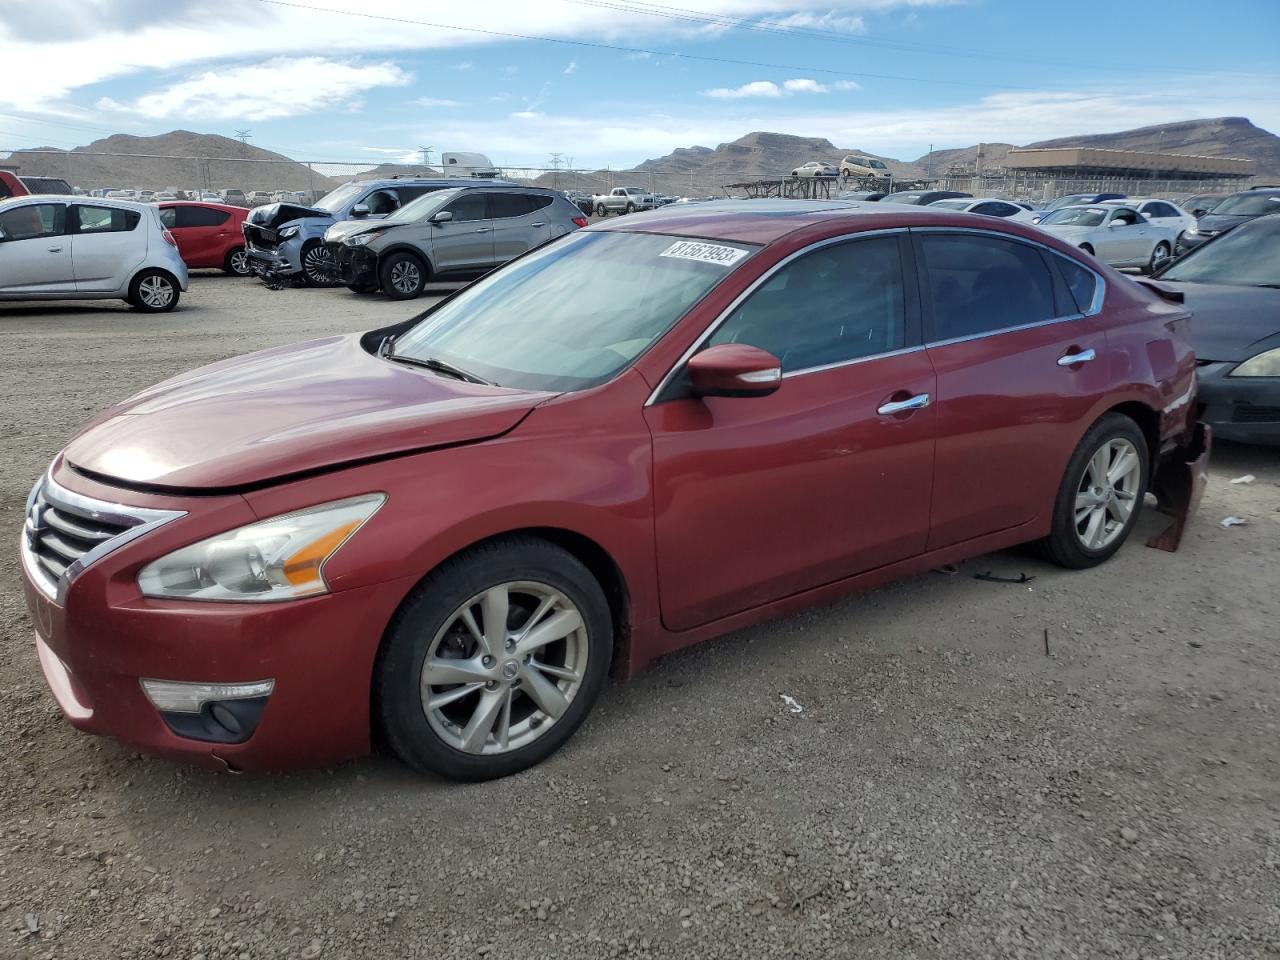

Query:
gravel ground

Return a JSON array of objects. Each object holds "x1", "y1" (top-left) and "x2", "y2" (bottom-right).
[{"x1": 1, "y1": 273, "x2": 1278, "y2": 960}]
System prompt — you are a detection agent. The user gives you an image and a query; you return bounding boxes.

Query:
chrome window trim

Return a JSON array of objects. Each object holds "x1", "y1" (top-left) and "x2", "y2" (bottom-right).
[
  {"x1": 21, "y1": 470, "x2": 185, "y2": 604},
  {"x1": 644, "y1": 227, "x2": 911, "y2": 405}
]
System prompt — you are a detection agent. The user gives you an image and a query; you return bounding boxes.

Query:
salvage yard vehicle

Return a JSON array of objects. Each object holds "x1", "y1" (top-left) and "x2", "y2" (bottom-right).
[
  {"x1": 19, "y1": 199, "x2": 1208, "y2": 781},
  {"x1": 1035, "y1": 205, "x2": 1177, "y2": 273},
  {"x1": 158, "y1": 201, "x2": 251, "y2": 276},
  {"x1": 0, "y1": 195, "x2": 187, "y2": 311},
  {"x1": 927, "y1": 196, "x2": 1038, "y2": 222},
  {"x1": 243, "y1": 177, "x2": 511, "y2": 285},
  {"x1": 324, "y1": 185, "x2": 588, "y2": 299},
  {"x1": 1100, "y1": 198, "x2": 1196, "y2": 239},
  {"x1": 791, "y1": 160, "x2": 839, "y2": 178},
  {"x1": 838, "y1": 155, "x2": 891, "y2": 183},
  {"x1": 881, "y1": 189, "x2": 971, "y2": 206},
  {"x1": 592, "y1": 186, "x2": 657, "y2": 216},
  {"x1": 0, "y1": 171, "x2": 75, "y2": 198},
  {"x1": 1176, "y1": 187, "x2": 1280, "y2": 254},
  {"x1": 1153, "y1": 214, "x2": 1280, "y2": 444}
]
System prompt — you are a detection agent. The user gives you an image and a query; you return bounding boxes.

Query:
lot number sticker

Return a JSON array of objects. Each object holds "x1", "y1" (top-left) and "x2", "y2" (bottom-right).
[{"x1": 659, "y1": 240, "x2": 748, "y2": 267}]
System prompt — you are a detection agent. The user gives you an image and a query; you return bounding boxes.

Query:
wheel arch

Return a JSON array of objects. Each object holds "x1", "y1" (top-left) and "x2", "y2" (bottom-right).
[
  {"x1": 1102, "y1": 400, "x2": 1160, "y2": 471},
  {"x1": 376, "y1": 244, "x2": 433, "y2": 275}
]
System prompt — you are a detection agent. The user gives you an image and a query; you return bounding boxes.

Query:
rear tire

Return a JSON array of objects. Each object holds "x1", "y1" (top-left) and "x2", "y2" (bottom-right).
[
  {"x1": 595, "y1": 204, "x2": 607, "y2": 217},
  {"x1": 374, "y1": 537, "x2": 613, "y2": 781},
  {"x1": 223, "y1": 246, "x2": 250, "y2": 276},
  {"x1": 1038, "y1": 413, "x2": 1149, "y2": 569},
  {"x1": 127, "y1": 269, "x2": 180, "y2": 313},
  {"x1": 379, "y1": 251, "x2": 428, "y2": 300},
  {"x1": 1146, "y1": 241, "x2": 1171, "y2": 275}
]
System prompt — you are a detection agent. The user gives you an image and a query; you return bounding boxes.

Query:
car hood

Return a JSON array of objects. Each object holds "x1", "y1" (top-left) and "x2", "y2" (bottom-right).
[
  {"x1": 246, "y1": 202, "x2": 333, "y2": 230},
  {"x1": 1170, "y1": 282, "x2": 1280, "y2": 362},
  {"x1": 1194, "y1": 213, "x2": 1253, "y2": 234},
  {"x1": 63, "y1": 335, "x2": 553, "y2": 491},
  {"x1": 1038, "y1": 223, "x2": 1093, "y2": 238},
  {"x1": 325, "y1": 219, "x2": 391, "y2": 243}
]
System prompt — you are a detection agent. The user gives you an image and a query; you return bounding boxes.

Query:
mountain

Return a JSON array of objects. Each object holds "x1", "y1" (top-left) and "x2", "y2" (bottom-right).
[
  {"x1": 3, "y1": 131, "x2": 345, "y2": 193},
  {"x1": 914, "y1": 143, "x2": 1016, "y2": 176},
  {"x1": 1024, "y1": 117, "x2": 1280, "y2": 177},
  {"x1": 352, "y1": 163, "x2": 443, "y2": 181}
]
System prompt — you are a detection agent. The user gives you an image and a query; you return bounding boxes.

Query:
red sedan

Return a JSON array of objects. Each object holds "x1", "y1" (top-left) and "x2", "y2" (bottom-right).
[
  {"x1": 157, "y1": 201, "x2": 250, "y2": 275},
  {"x1": 20, "y1": 201, "x2": 1208, "y2": 780}
]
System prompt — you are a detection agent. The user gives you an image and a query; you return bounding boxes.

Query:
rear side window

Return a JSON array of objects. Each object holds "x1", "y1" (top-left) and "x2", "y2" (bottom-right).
[
  {"x1": 1056, "y1": 256, "x2": 1098, "y2": 314},
  {"x1": 0, "y1": 202, "x2": 65, "y2": 240},
  {"x1": 920, "y1": 233, "x2": 1056, "y2": 341},
  {"x1": 972, "y1": 201, "x2": 1014, "y2": 217},
  {"x1": 709, "y1": 235, "x2": 907, "y2": 372},
  {"x1": 1146, "y1": 202, "x2": 1178, "y2": 218},
  {"x1": 488, "y1": 193, "x2": 554, "y2": 219},
  {"x1": 75, "y1": 205, "x2": 140, "y2": 233},
  {"x1": 173, "y1": 206, "x2": 230, "y2": 228},
  {"x1": 395, "y1": 185, "x2": 448, "y2": 203}
]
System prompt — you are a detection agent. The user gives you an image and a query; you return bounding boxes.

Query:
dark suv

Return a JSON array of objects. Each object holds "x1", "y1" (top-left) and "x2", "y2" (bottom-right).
[{"x1": 1177, "y1": 188, "x2": 1280, "y2": 254}]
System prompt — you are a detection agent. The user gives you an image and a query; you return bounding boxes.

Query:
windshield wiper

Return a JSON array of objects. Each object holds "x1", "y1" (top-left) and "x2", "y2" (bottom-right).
[
  {"x1": 1252, "y1": 283, "x2": 1280, "y2": 289},
  {"x1": 383, "y1": 348, "x2": 494, "y2": 386}
]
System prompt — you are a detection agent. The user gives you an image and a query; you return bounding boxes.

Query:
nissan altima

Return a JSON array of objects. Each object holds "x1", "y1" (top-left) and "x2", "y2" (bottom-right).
[{"x1": 20, "y1": 200, "x2": 1207, "y2": 780}]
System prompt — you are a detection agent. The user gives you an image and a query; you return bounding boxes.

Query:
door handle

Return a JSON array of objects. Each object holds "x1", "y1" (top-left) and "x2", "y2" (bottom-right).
[
  {"x1": 473, "y1": 227, "x2": 491, "y2": 233},
  {"x1": 1057, "y1": 348, "x2": 1096, "y2": 366},
  {"x1": 47, "y1": 246, "x2": 62, "y2": 253},
  {"x1": 530, "y1": 221, "x2": 546, "y2": 227},
  {"x1": 877, "y1": 393, "x2": 930, "y2": 416}
]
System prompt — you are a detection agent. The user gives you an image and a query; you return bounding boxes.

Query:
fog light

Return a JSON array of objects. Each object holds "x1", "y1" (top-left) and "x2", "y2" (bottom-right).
[{"x1": 140, "y1": 678, "x2": 275, "y2": 714}]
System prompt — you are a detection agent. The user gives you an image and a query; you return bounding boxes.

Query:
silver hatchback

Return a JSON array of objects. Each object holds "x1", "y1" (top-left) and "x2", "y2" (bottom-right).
[
  {"x1": 0, "y1": 196, "x2": 189, "y2": 312},
  {"x1": 324, "y1": 186, "x2": 588, "y2": 299}
]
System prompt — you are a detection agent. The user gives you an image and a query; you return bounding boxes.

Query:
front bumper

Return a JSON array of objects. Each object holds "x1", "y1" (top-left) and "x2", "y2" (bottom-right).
[
  {"x1": 1196, "y1": 361, "x2": 1280, "y2": 444},
  {"x1": 20, "y1": 469, "x2": 413, "y2": 770},
  {"x1": 332, "y1": 243, "x2": 377, "y2": 287},
  {"x1": 1174, "y1": 231, "x2": 1216, "y2": 255}
]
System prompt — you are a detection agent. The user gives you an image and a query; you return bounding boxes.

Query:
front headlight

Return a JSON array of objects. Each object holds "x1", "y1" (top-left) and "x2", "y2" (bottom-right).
[
  {"x1": 1185, "y1": 223, "x2": 1199, "y2": 236},
  {"x1": 137, "y1": 494, "x2": 385, "y2": 602},
  {"x1": 344, "y1": 233, "x2": 375, "y2": 246},
  {"x1": 1230, "y1": 347, "x2": 1280, "y2": 378},
  {"x1": 278, "y1": 225, "x2": 300, "y2": 240}
]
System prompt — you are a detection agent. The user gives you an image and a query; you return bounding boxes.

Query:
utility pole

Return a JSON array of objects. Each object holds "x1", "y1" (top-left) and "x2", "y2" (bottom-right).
[
  {"x1": 927, "y1": 143, "x2": 933, "y2": 180},
  {"x1": 418, "y1": 146, "x2": 434, "y2": 169},
  {"x1": 548, "y1": 153, "x2": 564, "y2": 189},
  {"x1": 234, "y1": 129, "x2": 251, "y2": 145}
]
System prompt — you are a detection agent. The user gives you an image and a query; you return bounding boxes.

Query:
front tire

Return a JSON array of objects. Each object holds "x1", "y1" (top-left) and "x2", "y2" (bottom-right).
[
  {"x1": 127, "y1": 269, "x2": 180, "y2": 312},
  {"x1": 1039, "y1": 413, "x2": 1149, "y2": 569},
  {"x1": 595, "y1": 204, "x2": 607, "y2": 217},
  {"x1": 374, "y1": 537, "x2": 613, "y2": 781},
  {"x1": 624, "y1": 203, "x2": 635, "y2": 214},
  {"x1": 223, "y1": 246, "x2": 250, "y2": 276},
  {"x1": 378, "y1": 251, "x2": 428, "y2": 300},
  {"x1": 300, "y1": 240, "x2": 338, "y2": 286},
  {"x1": 1146, "y1": 241, "x2": 1171, "y2": 274}
]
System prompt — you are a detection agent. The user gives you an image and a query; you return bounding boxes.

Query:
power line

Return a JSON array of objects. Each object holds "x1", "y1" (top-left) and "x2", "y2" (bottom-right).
[{"x1": 234, "y1": 129, "x2": 252, "y2": 144}]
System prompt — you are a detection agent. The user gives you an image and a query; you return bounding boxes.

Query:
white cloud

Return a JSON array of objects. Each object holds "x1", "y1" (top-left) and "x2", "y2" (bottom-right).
[
  {"x1": 361, "y1": 146, "x2": 407, "y2": 153},
  {"x1": 771, "y1": 11, "x2": 865, "y2": 32},
  {"x1": 452, "y1": 61, "x2": 474, "y2": 71},
  {"x1": 783, "y1": 78, "x2": 827, "y2": 93},
  {"x1": 564, "y1": 60, "x2": 578, "y2": 75},
  {"x1": 413, "y1": 97, "x2": 461, "y2": 107},
  {"x1": 834, "y1": 80, "x2": 862, "y2": 91},
  {"x1": 704, "y1": 81, "x2": 784, "y2": 100},
  {"x1": 99, "y1": 57, "x2": 409, "y2": 122}
]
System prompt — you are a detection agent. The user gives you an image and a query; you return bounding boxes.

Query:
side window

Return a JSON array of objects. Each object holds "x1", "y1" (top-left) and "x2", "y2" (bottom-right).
[
  {"x1": 363, "y1": 190, "x2": 398, "y2": 215},
  {"x1": 920, "y1": 233, "x2": 1056, "y2": 341},
  {"x1": 395, "y1": 185, "x2": 444, "y2": 203},
  {"x1": 1110, "y1": 208, "x2": 1140, "y2": 226},
  {"x1": 75, "y1": 205, "x2": 140, "y2": 233},
  {"x1": 1148, "y1": 202, "x2": 1176, "y2": 218},
  {"x1": 488, "y1": 193, "x2": 540, "y2": 219},
  {"x1": 0, "y1": 203, "x2": 65, "y2": 240},
  {"x1": 443, "y1": 192, "x2": 487, "y2": 223},
  {"x1": 1056, "y1": 256, "x2": 1098, "y2": 314},
  {"x1": 972, "y1": 202, "x2": 1008, "y2": 217},
  {"x1": 708, "y1": 235, "x2": 907, "y2": 372},
  {"x1": 174, "y1": 207, "x2": 230, "y2": 228},
  {"x1": 159, "y1": 207, "x2": 177, "y2": 229}
]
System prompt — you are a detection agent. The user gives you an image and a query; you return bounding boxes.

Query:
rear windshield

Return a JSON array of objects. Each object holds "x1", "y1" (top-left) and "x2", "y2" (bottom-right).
[{"x1": 392, "y1": 231, "x2": 757, "y2": 391}]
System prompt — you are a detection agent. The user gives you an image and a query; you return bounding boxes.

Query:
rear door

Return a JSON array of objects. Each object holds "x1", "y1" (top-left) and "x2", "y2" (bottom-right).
[
  {"x1": 489, "y1": 192, "x2": 554, "y2": 262},
  {"x1": 70, "y1": 204, "x2": 145, "y2": 291},
  {"x1": 164, "y1": 205, "x2": 231, "y2": 267},
  {"x1": 429, "y1": 192, "x2": 495, "y2": 273},
  {"x1": 914, "y1": 229, "x2": 1113, "y2": 549},
  {"x1": 646, "y1": 232, "x2": 936, "y2": 630},
  {"x1": 0, "y1": 201, "x2": 72, "y2": 293}
]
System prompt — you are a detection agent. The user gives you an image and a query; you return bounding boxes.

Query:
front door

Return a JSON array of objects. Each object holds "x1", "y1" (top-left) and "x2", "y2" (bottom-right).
[
  {"x1": 913, "y1": 230, "x2": 1114, "y2": 549},
  {"x1": 0, "y1": 202, "x2": 72, "y2": 293},
  {"x1": 70, "y1": 204, "x2": 144, "y2": 291},
  {"x1": 430, "y1": 192, "x2": 495, "y2": 273},
  {"x1": 645, "y1": 233, "x2": 936, "y2": 631}
]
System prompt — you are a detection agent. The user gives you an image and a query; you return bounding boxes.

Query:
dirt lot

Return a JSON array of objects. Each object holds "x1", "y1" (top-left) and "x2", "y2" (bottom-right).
[{"x1": 1, "y1": 273, "x2": 1278, "y2": 960}]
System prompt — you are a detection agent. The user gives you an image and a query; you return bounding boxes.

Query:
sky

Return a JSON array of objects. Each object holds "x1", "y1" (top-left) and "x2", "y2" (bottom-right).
[{"x1": 1, "y1": 0, "x2": 1278, "y2": 170}]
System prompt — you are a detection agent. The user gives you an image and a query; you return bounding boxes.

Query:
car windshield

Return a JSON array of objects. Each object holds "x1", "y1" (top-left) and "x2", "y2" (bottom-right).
[
  {"x1": 869, "y1": 159, "x2": 886, "y2": 169},
  {"x1": 1212, "y1": 193, "x2": 1280, "y2": 216},
  {"x1": 1158, "y1": 217, "x2": 1280, "y2": 286},
  {"x1": 882, "y1": 192, "x2": 924, "y2": 203},
  {"x1": 312, "y1": 183, "x2": 364, "y2": 213},
  {"x1": 392, "y1": 230, "x2": 757, "y2": 391},
  {"x1": 1041, "y1": 207, "x2": 1106, "y2": 227},
  {"x1": 384, "y1": 188, "x2": 457, "y2": 223},
  {"x1": 1044, "y1": 195, "x2": 1090, "y2": 211}
]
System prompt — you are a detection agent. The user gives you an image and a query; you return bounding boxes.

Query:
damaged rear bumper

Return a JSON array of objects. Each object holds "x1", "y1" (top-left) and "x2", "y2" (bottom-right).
[{"x1": 1146, "y1": 421, "x2": 1211, "y2": 552}]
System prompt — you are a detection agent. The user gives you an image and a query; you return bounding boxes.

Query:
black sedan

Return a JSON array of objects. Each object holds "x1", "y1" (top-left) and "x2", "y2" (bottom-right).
[
  {"x1": 1176, "y1": 188, "x2": 1280, "y2": 254},
  {"x1": 1154, "y1": 215, "x2": 1280, "y2": 444}
]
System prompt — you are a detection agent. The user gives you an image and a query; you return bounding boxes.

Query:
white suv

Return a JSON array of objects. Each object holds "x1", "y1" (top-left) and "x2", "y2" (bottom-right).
[{"x1": 0, "y1": 196, "x2": 188, "y2": 312}]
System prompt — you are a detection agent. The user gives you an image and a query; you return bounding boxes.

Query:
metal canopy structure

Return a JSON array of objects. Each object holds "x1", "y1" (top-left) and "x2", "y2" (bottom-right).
[
  {"x1": 1004, "y1": 147, "x2": 1255, "y2": 181},
  {"x1": 721, "y1": 177, "x2": 849, "y2": 199}
]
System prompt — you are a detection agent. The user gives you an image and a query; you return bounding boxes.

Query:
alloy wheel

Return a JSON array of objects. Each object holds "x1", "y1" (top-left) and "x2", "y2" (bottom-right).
[
  {"x1": 229, "y1": 249, "x2": 249, "y2": 275},
  {"x1": 303, "y1": 245, "x2": 334, "y2": 283},
  {"x1": 138, "y1": 275, "x2": 174, "y2": 308},
  {"x1": 1073, "y1": 438, "x2": 1141, "y2": 550},
  {"x1": 389, "y1": 260, "x2": 421, "y2": 295},
  {"x1": 420, "y1": 581, "x2": 588, "y2": 755}
]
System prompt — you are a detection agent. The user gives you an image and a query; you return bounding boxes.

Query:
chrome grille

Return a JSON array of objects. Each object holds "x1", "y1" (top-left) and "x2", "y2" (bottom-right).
[{"x1": 21, "y1": 473, "x2": 185, "y2": 602}]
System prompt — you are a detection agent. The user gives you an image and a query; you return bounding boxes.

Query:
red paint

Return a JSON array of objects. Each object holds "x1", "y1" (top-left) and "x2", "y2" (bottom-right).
[
  {"x1": 157, "y1": 201, "x2": 248, "y2": 270},
  {"x1": 21, "y1": 205, "x2": 1204, "y2": 770}
]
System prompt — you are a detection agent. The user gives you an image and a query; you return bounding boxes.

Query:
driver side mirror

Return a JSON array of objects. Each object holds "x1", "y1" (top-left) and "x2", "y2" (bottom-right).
[
  {"x1": 430, "y1": 210, "x2": 454, "y2": 224},
  {"x1": 687, "y1": 343, "x2": 782, "y2": 398},
  {"x1": 1191, "y1": 208, "x2": 1206, "y2": 217},
  {"x1": 1109, "y1": 219, "x2": 1128, "y2": 228},
  {"x1": 351, "y1": 203, "x2": 371, "y2": 217}
]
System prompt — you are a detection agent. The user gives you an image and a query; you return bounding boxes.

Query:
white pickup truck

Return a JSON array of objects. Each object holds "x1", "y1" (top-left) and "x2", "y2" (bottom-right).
[{"x1": 592, "y1": 186, "x2": 658, "y2": 216}]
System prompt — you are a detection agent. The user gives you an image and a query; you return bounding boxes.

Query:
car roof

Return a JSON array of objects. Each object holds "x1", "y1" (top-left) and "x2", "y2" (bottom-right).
[
  {"x1": 158, "y1": 200, "x2": 247, "y2": 212},
  {"x1": 0, "y1": 194, "x2": 151, "y2": 211},
  {"x1": 589, "y1": 198, "x2": 1041, "y2": 245},
  {"x1": 356, "y1": 177, "x2": 516, "y2": 188}
]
